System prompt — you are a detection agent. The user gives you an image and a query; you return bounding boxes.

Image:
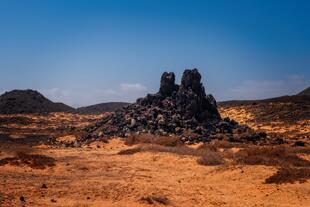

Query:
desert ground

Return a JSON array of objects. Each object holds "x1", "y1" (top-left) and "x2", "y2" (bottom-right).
[
  {"x1": 219, "y1": 99, "x2": 310, "y2": 140},
  {"x1": 0, "y1": 106, "x2": 309, "y2": 207}
]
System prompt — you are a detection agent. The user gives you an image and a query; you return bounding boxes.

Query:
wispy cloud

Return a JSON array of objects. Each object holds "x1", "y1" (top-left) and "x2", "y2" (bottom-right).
[
  {"x1": 120, "y1": 83, "x2": 147, "y2": 92},
  {"x1": 37, "y1": 83, "x2": 148, "y2": 107},
  {"x1": 102, "y1": 89, "x2": 120, "y2": 96}
]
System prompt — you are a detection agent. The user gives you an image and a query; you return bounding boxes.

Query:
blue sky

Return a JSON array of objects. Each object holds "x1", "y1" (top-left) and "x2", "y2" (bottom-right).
[{"x1": 0, "y1": 0, "x2": 309, "y2": 107}]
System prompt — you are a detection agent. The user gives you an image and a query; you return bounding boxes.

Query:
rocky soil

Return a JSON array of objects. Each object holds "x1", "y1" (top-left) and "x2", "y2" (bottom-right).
[
  {"x1": 219, "y1": 97, "x2": 310, "y2": 146},
  {"x1": 0, "y1": 113, "x2": 104, "y2": 147},
  {"x1": 0, "y1": 108, "x2": 309, "y2": 207},
  {"x1": 0, "y1": 137, "x2": 309, "y2": 207}
]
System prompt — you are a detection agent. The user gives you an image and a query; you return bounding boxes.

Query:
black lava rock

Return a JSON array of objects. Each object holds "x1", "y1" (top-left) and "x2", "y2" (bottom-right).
[{"x1": 82, "y1": 69, "x2": 266, "y2": 144}]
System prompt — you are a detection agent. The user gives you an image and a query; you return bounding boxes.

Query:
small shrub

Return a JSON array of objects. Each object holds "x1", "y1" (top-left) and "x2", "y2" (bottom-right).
[
  {"x1": 196, "y1": 144, "x2": 223, "y2": 165},
  {"x1": 210, "y1": 140, "x2": 244, "y2": 149},
  {"x1": 125, "y1": 133, "x2": 181, "y2": 147},
  {"x1": 290, "y1": 146, "x2": 310, "y2": 155},
  {"x1": 197, "y1": 143, "x2": 218, "y2": 152},
  {"x1": 117, "y1": 147, "x2": 142, "y2": 155},
  {"x1": 235, "y1": 146, "x2": 310, "y2": 167},
  {"x1": 221, "y1": 148, "x2": 236, "y2": 160},
  {"x1": 0, "y1": 152, "x2": 56, "y2": 169},
  {"x1": 197, "y1": 152, "x2": 223, "y2": 166},
  {"x1": 140, "y1": 195, "x2": 170, "y2": 205},
  {"x1": 125, "y1": 134, "x2": 152, "y2": 145},
  {"x1": 154, "y1": 136, "x2": 181, "y2": 147},
  {"x1": 265, "y1": 168, "x2": 310, "y2": 184},
  {"x1": 118, "y1": 144, "x2": 224, "y2": 166}
]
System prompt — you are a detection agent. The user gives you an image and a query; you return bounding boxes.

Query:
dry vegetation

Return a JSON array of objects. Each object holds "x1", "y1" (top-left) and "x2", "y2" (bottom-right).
[
  {"x1": 235, "y1": 146, "x2": 310, "y2": 167},
  {"x1": 265, "y1": 168, "x2": 310, "y2": 184},
  {"x1": 0, "y1": 152, "x2": 56, "y2": 169},
  {"x1": 119, "y1": 133, "x2": 310, "y2": 183},
  {"x1": 121, "y1": 134, "x2": 224, "y2": 166},
  {"x1": 218, "y1": 102, "x2": 310, "y2": 187},
  {"x1": 119, "y1": 143, "x2": 224, "y2": 166},
  {"x1": 139, "y1": 195, "x2": 170, "y2": 205},
  {"x1": 125, "y1": 133, "x2": 182, "y2": 147}
]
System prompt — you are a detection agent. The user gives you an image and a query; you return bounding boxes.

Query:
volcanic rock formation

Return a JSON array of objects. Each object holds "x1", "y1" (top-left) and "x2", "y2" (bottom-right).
[{"x1": 83, "y1": 69, "x2": 268, "y2": 144}]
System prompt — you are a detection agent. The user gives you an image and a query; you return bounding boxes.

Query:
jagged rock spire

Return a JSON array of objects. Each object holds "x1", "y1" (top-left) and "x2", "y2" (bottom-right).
[
  {"x1": 159, "y1": 72, "x2": 178, "y2": 97},
  {"x1": 181, "y1": 68, "x2": 205, "y2": 95}
]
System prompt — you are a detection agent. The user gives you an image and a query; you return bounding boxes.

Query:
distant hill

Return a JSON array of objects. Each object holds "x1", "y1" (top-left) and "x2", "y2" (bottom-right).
[
  {"x1": 297, "y1": 87, "x2": 310, "y2": 96},
  {"x1": 77, "y1": 102, "x2": 130, "y2": 114},
  {"x1": 0, "y1": 89, "x2": 75, "y2": 114},
  {"x1": 219, "y1": 87, "x2": 310, "y2": 106},
  {"x1": 218, "y1": 95, "x2": 310, "y2": 106}
]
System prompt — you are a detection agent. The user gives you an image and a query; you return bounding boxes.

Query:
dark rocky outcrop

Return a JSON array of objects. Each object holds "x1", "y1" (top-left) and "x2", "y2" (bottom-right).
[
  {"x1": 297, "y1": 87, "x2": 310, "y2": 96},
  {"x1": 0, "y1": 89, "x2": 74, "y2": 114},
  {"x1": 77, "y1": 102, "x2": 131, "y2": 114},
  {"x1": 82, "y1": 69, "x2": 268, "y2": 144},
  {"x1": 159, "y1": 72, "x2": 178, "y2": 97}
]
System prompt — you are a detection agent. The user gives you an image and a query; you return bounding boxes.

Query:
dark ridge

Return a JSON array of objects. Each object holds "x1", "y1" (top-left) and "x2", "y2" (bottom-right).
[
  {"x1": 297, "y1": 87, "x2": 310, "y2": 96},
  {"x1": 218, "y1": 94, "x2": 310, "y2": 127},
  {"x1": 0, "y1": 89, "x2": 75, "y2": 114},
  {"x1": 218, "y1": 95, "x2": 310, "y2": 106},
  {"x1": 77, "y1": 102, "x2": 131, "y2": 114},
  {"x1": 219, "y1": 86, "x2": 310, "y2": 106}
]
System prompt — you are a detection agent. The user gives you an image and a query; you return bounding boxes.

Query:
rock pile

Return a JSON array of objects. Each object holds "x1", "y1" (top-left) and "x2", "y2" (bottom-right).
[{"x1": 83, "y1": 69, "x2": 268, "y2": 144}]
